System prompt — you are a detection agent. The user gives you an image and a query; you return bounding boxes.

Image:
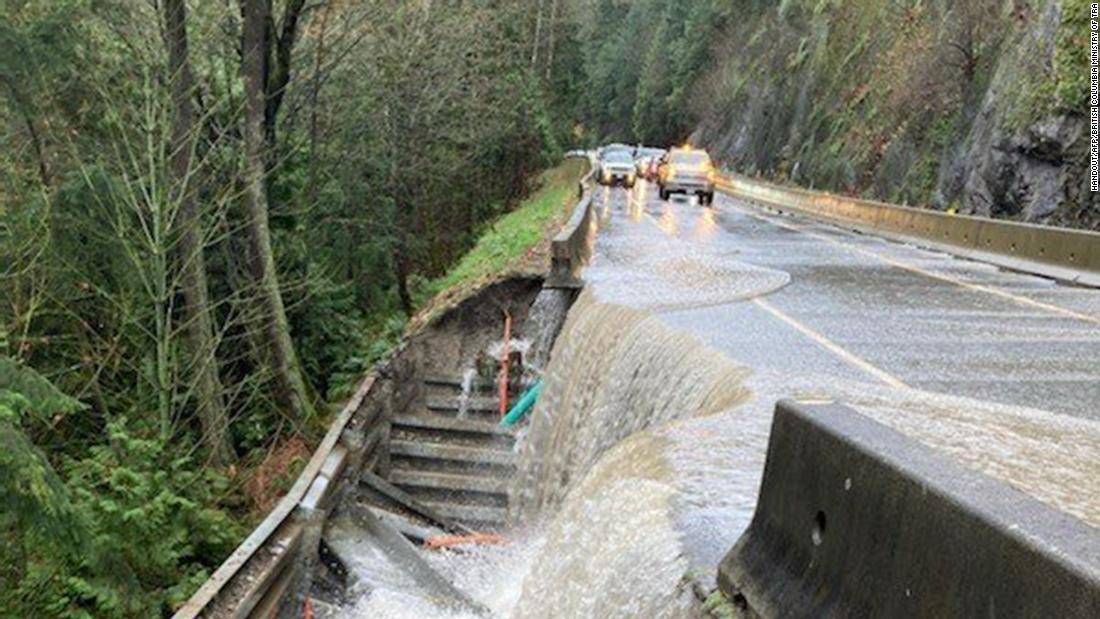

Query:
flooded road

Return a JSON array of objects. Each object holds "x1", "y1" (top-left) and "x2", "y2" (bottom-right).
[
  {"x1": 346, "y1": 181, "x2": 1100, "y2": 618},
  {"x1": 594, "y1": 182, "x2": 1100, "y2": 419},
  {"x1": 515, "y1": 182, "x2": 1100, "y2": 593}
]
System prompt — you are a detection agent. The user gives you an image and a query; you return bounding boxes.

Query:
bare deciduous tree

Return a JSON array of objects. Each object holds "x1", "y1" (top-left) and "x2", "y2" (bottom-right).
[
  {"x1": 241, "y1": 0, "x2": 315, "y2": 423},
  {"x1": 162, "y1": 0, "x2": 234, "y2": 463}
]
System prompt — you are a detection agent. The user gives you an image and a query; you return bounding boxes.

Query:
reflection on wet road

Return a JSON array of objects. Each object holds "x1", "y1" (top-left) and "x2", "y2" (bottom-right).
[
  {"x1": 592, "y1": 183, "x2": 1100, "y2": 420},
  {"x1": 571, "y1": 182, "x2": 1100, "y2": 582}
]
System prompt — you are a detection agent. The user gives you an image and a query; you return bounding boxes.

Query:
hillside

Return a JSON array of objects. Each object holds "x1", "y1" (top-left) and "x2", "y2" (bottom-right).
[{"x1": 575, "y1": 0, "x2": 1094, "y2": 228}]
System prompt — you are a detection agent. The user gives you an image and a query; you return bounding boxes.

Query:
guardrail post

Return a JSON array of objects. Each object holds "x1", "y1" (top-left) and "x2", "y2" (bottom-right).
[{"x1": 287, "y1": 505, "x2": 325, "y2": 618}]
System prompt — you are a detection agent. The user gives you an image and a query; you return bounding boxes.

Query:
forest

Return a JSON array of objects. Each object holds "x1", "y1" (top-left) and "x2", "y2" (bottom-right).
[
  {"x1": 0, "y1": 0, "x2": 597, "y2": 615},
  {"x1": 576, "y1": 0, "x2": 1094, "y2": 227}
]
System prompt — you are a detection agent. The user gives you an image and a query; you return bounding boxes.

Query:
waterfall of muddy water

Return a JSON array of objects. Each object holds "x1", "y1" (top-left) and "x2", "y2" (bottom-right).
[
  {"x1": 523, "y1": 288, "x2": 574, "y2": 372},
  {"x1": 509, "y1": 291, "x2": 752, "y2": 519},
  {"x1": 344, "y1": 189, "x2": 1100, "y2": 617}
]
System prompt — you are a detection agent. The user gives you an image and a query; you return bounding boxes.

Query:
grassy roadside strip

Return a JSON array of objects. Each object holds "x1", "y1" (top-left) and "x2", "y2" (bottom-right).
[{"x1": 407, "y1": 158, "x2": 588, "y2": 331}]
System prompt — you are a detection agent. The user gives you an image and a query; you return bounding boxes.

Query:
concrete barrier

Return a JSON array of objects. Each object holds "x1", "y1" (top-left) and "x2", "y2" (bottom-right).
[
  {"x1": 547, "y1": 166, "x2": 597, "y2": 289},
  {"x1": 718, "y1": 399, "x2": 1100, "y2": 618},
  {"x1": 717, "y1": 175, "x2": 1100, "y2": 287}
]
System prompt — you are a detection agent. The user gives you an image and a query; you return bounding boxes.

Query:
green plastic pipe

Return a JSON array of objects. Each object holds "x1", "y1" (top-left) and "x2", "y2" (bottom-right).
[{"x1": 500, "y1": 379, "x2": 542, "y2": 428}]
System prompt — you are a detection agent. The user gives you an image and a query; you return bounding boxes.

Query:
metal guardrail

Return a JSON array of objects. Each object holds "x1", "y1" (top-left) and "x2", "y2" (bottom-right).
[
  {"x1": 719, "y1": 399, "x2": 1100, "y2": 617},
  {"x1": 174, "y1": 358, "x2": 393, "y2": 619},
  {"x1": 717, "y1": 174, "x2": 1100, "y2": 287},
  {"x1": 547, "y1": 165, "x2": 598, "y2": 289}
]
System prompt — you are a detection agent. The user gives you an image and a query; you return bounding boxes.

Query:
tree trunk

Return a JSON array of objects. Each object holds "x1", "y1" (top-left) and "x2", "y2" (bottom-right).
[
  {"x1": 530, "y1": 0, "x2": 544, "y2": 69},
  {"x1": 162, "y1": 0, "x2": 234, "y2": 463},
  {"x1": 1, "y1": 76, "x2": 51, "y2": 189},
  {"x1": 241, "y1": 0, "x2": 315, "y2": 422},
  {"x1": 21, "y1": 111, "x2": 50, "y2": 189},
  {"x1": 306, "y1": 1, "x2": 332, "y2": 212},
  {"x1": 264, "y1": 0, "x2": 308, "y2": 150},
  {"x1": 392, "y1": 250, "x2": 413, "y2": 317},
  {"x1": 545, "y1": 0, "x2": 559, "y2": 81}
]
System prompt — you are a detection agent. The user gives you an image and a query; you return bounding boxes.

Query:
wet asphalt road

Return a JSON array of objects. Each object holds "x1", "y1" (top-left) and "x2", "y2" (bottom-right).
[{"x1": 589, "y1": 182, "x2": 1100, "y2": 421}]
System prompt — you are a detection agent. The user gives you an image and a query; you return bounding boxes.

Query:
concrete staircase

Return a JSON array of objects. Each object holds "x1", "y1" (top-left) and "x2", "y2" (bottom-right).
[{"x1": 358, "y1": 374, "x2": 518, "y2": 534}]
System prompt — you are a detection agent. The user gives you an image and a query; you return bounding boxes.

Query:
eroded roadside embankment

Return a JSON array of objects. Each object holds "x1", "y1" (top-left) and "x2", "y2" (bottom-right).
[{"x1": 347, "y1": 184, "x2": 1100, "y2": 618}]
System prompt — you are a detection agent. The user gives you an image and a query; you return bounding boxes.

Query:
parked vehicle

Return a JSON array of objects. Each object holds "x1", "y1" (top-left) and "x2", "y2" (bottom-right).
[
  {"x1": 598, "y1": 148, "x2": 638, "y2": 187},
  {"x1": 598, "y1": 143, "x2": 632, "y2": 159},
  {"x1": 657, "y1": 147, "x2": 716, "y2": 204}
]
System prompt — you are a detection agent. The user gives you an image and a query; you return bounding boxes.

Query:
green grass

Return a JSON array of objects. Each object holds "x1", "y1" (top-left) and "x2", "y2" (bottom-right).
[
  {"x1": 416, "y1": 158, "x2": 588, "y2": 302},
  {"x1": 328, "y1": 158, "x2": 587, "y2": 398}
]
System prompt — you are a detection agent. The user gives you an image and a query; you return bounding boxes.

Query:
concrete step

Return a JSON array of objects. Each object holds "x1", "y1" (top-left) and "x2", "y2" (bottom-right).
[
  {"x1": 397, "y1": 484, "x2": 508, "y2": 508},
  {"x1": 392, "y1": 413, "x2": 513, "y2": 439},
  {"x1": 392, "y1": 414, "x2": 514, "y2": 449},
  {"x1": 423, "y1": 374, "x2": 497, "y2": 391},
  {"x1": 426, "y1": 395, "x2": 499, "y2": 414},
  {"x1": 390, "y1": 468, "x2": 510, "y2": 496},
  {"x1": 420, "y1": 500, "x2": 508, "y2": 527},
  {"x1": 359, "y1": 501, "x2": 448, "y2": 543},
  {"x1": 389, "y1": 439, "x2": 517, "y2": 468},
  {"x1": 357, "y1": 472, "x2": 465, "y2": 533}
]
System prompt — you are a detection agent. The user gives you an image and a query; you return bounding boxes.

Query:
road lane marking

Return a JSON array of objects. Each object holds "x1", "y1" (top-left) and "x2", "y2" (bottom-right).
[
  {"x1": 725, "y1": 199, "x2": 1100, "y2": 326},
  {"x1": 752, "y1": 298, "x2": 910, "y2": 389}
]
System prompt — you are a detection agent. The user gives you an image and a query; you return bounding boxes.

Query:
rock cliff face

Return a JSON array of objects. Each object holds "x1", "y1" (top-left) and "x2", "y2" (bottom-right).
[{"x1": 689, "y1": 0, "x2": 1095, "y2": 229}]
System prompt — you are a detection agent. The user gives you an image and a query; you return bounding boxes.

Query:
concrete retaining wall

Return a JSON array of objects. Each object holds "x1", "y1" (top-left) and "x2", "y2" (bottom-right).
[
  {"x1": 548, "y1": 167, "x2": 598, "y2": 288},
  {"x1": 718, "y1": 175, "x2": 1100, "y2": 287},
  {"x1": 718, "y1": 399, "x2": 1100, "y2": 618}
]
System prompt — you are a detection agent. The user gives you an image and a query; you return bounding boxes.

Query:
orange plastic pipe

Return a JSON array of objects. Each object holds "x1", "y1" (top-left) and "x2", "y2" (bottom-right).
[
  {"x1": 424, "y1": 532, "x2": 507, "y2": 550},
  {"x1": 499, "y1": 310, "x2": 511, "y2": 417}
]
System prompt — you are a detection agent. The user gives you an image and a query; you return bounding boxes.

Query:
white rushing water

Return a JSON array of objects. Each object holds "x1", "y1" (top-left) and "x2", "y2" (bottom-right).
[
  {"x1": 345, "y1": 188, "x2": 1100, "y2": 617},
  {"x1": 456, "y1": 367, "x2": 477, "y2": 419}
]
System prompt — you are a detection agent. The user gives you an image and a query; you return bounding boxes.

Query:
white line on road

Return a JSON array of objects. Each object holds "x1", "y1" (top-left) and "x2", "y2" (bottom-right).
[
  {"x1": 725, "y1": 199, "x2": 1100, "y2": 326},
  {"x1": 752, "y1": 297, "x2": 910, "y2": 389}
]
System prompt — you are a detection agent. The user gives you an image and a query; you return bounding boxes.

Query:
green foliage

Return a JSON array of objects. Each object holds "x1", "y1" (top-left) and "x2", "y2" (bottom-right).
[
  {"x1": 1053, "y1": 0, "x2": 1091, "y2": 112},
  {"x1": 1, "y1": 359, "x2": 241, "y2": 617},
  {"x1": 419, "y1": 160, "x2": 587, "y2": 302},
  {"x1": 578, "y1": 0, "x2": 729, "y2": 144},
  {"x1": 0, "y1": 358, "x2": 87, "y2": 568},
  {"x1": 701, "y1": 589, "x2": 737, "y2": 618},
  {"x1": 0, "y1": 0, "x2": 573, "y2": 615},
  {"x1": 0, "y1": 356, "x2": 85, "y2": 422},
  {"x1": 59, "y1": 421, "x2": 243, "y2": 616}
]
